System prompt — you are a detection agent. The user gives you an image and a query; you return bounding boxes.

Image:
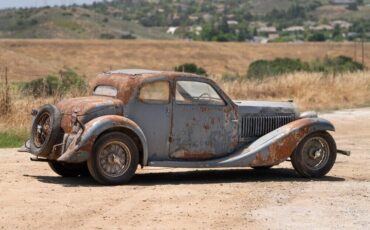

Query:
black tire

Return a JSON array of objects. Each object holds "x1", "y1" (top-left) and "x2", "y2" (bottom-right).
[
  {"x1": 87, "y1": 132, "x2": 139, "y2": 185},
  {"x1": 291, "y1": 131, "x2": 337, "y2": 178},
  {"x1": 48, "y1": 161, "x2": 89, "y2": 177},
  {"x1": 251, "y1": 165, "x2": 273, "y2": 170},
  {"x1": 30, "y1": 104, "x2": 62, "y2": 157}
]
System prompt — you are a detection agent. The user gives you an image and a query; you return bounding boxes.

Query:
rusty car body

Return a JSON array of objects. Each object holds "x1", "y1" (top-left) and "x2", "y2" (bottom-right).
[{"x1": 21, "y1": 69, "x2": 350, "y2": 184}]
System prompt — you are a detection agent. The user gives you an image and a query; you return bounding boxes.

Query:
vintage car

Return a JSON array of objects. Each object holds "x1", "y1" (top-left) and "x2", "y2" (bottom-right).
[{"x1": 20, "y1": 69, "x2": 350, "y2": 185}]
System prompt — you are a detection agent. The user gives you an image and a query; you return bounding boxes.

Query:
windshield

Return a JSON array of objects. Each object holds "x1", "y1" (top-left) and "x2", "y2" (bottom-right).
[{"x1": 93, "y1": 85, "x2": 118, "y2": 97}]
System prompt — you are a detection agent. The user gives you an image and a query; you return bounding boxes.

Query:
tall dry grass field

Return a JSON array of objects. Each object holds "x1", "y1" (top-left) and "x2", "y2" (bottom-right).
[
  {"x1": 219, "y1": 71, "x2": 370, "y2": 111},
  {"x1": 1, "y1": 71, "x2": 370, "y2": 136},
  {"x1": 0, "y1": 39, "x2": 369, "y2": 146},
  {"x1": 0, "y1": 39, "x2": 369, "y2": 80}
]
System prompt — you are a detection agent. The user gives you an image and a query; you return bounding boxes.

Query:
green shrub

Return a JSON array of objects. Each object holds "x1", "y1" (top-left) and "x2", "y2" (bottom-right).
[
  {"x1": 247, "y1": 58, "x2": 307, "y2": 79},
  {"x1": 309, "y1": 56, "x2": 364, "y2": 73},
  {"x1": 100, "y1": 33, "x2": 115, "y2": 39},
  {"x1": 308, "y1": 33, "x2": 326, "y2": 42},
  {"x1": 174, "y1": 63, "x2": 207, "y2": 76},
  {"x1": 59, "y1": 68, "x2": 88, "y2": 94},
  {"x1": 22, "y1": 69, "x2": 87, "y2": 98},
  {"x1": 246, "y1": 56, "x2": 364, "y2": 79}
]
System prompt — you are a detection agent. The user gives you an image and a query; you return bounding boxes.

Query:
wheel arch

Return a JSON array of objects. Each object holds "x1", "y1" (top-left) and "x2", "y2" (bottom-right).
[
  {"x1": 96, "y1": 127, "x2": 145, "y2": 167},
  {"x1": 58, "y1": 115, "x2": 148, "y2": 165}
]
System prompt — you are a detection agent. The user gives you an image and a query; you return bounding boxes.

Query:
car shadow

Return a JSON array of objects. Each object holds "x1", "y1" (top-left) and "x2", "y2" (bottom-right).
[{"x1": 24, "y1": 168, "x2": 345, "y2": 187}]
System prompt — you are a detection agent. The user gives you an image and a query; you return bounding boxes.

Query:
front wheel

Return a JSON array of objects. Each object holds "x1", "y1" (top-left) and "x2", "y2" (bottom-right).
[
  {"x1": 291, "y1": 131, "x2": 337, "y2": 178},
  {"x1": 87, "y1": 132, "x2": 139, "y2": 185}
]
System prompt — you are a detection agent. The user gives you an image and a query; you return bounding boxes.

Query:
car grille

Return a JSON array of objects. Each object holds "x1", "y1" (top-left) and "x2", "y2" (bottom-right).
[{"x1": 240, "y1": 114, "x2": 296, "y2": 138}]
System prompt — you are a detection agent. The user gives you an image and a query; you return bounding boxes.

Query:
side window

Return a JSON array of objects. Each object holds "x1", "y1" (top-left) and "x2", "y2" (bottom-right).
[
  {"x1": 139, "y1": 81, "x2": 170, "y2": 104},
  {"x1": 176, "y1": 80, "x2": 225, "y2": 106}
]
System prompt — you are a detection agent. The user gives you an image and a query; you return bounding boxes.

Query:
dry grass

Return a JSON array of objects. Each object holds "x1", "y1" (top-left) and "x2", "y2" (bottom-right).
[
  {"x1": 1, "y1": 71, "x2": 370, "y2": 136},
  {"x1": 0, "y1": 40, "x2": 369, "y2": 81},
  {"x1": 0, "y1": 40, "x2": 369, "y2": 144},
  {"x1": 219, "y1": 71, "x2": 370, "y2": 111}
]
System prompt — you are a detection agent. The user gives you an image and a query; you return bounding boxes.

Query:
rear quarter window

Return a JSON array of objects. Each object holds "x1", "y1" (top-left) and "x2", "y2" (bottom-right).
[
  {"x1": 93, "y1": 85, "x2": 118, "y2": 97},
  {"x1": 138, "y1": 81, "x2": 170, "y2": 104}
]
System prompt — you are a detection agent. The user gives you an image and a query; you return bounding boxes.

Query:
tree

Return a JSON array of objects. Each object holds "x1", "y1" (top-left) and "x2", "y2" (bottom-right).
[
  {"x1": 308, "y1": 33, "x2": 326, "y2": 42},
  {"x1": 347, "y1": 3, "x2": 358, "y2": 11}
]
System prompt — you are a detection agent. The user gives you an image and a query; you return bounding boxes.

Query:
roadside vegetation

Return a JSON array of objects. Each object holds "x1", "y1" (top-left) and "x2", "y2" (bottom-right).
[
  {"x1": 247, "y1": 56, "x2": 364, "y2": 79},
  {"x1": 21, "y1": 68, "x2": 88, "y2": 98},
  {"x1": 1, "y1": 61, "x2": 370, "y2": 147}
]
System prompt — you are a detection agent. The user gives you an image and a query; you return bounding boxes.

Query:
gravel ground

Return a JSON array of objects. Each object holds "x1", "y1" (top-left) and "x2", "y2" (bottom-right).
[{"x1": 0, "y1": 108, "x2": 369, "y2": 230}]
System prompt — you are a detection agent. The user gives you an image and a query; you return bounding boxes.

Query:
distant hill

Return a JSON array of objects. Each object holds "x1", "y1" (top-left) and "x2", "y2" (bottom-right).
[{"x1": 0, "y1": 0, "x2": 369, "y2": 40}]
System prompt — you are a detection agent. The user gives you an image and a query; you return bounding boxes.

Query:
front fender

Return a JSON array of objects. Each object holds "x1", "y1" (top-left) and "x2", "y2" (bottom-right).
[
  {"x1": 57, "y1": 115, "x2": 148, "y2": 164},
  {"x1": 229, "y1": 117, "x2": 335, "y2": 167}
]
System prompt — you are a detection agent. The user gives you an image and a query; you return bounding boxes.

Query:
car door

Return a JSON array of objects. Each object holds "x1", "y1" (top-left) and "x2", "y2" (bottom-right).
[
  {"x1": 169, "y1": 77, "x2": 238, "y2": 160},
  {"x1": 128, "y1": 79, "x2": 172, "y2": 161}
]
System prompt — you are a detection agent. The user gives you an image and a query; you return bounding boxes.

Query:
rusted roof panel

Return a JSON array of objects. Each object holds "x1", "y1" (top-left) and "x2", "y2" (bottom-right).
[{"x1": 108, "y1": 69, "x2": 162, "y2": 75}]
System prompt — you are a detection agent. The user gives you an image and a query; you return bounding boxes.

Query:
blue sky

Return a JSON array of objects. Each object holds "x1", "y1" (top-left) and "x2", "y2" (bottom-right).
[{"x1": 0, "y1": 0, "x2": 107, "y2": 9}]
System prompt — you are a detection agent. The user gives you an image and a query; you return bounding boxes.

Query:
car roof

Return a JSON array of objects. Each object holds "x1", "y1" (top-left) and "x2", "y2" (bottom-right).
[{"x1": 107, "y1": 69, "x2": 162, "y2": 76}]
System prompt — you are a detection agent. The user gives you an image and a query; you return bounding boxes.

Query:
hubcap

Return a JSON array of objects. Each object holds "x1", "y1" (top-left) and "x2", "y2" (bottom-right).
[
  {"x1": 98, "y1": 141, "x2": 131, "y2": 178},
  {"x1": 34, "y1": 112, "x2": 51, "y2": 148},
  {"x1": 302, "y1": 136, "x2": 330, "y2": 170}
]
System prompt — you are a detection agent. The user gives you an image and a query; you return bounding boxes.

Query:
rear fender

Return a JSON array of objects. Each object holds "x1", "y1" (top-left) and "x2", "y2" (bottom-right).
[{"x1": 57, "y1": 115, "x2": 148, "y2": 164}]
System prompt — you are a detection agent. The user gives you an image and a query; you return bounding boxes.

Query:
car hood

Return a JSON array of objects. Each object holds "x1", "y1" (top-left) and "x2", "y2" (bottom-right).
[
  {"x1": 233, "y1": 100, "x2": 299, "y2": 116},
  {"x1": 56, "y1": 96, "x2": 123, "y2": 116}
]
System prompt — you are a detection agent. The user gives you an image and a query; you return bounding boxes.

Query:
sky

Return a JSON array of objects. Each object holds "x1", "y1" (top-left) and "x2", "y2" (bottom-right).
[{"x1": 0, "y1": 0, "x2": 107, "y2": 9}]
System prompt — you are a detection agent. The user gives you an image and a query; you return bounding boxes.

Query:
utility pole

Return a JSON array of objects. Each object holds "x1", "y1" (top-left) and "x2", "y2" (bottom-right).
[
  {"x1": 354, "y1": 40, "x2": 357, "y2": 62},
  {"x1": 362, "y1": 36, "x2": 365, "y2": 68},
  {"x1": 4, "y1": 66, "x2": 10, "y2": 113}
]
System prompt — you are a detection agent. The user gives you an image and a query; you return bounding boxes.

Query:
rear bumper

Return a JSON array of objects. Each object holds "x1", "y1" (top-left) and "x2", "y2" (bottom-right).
[
  {"x1": 338, "y1": 149, "x2": 351, "y2": 156},
  {"x1": 18, "y1": 139, "x2": 31, "y2": 153}
]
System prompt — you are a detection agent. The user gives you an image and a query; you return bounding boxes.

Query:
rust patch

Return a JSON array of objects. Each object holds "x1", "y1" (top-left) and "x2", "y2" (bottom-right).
[
  {"x1": 171, "y1": 149, "x2": 214, "y2": 160},
  {"x1": 250, "y1": 119, "x2": 312, "y2": 166}
]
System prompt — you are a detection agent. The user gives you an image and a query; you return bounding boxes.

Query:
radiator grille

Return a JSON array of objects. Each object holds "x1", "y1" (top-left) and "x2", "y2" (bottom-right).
[{"x1": 240, "y1": 114, "x2": 296, "y2": 138}]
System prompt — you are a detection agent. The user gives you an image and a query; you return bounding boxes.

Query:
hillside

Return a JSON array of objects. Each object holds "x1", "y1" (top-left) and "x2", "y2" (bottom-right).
[
  {"x1": 0, "y1": 6, "x2": 172, "y2": 39},
  {"x1": 0, "y1": 0, "x2": 369, "y2": 40},
  {"x1": 0, "y1": 39, "x2": 368, "y2": 81}
]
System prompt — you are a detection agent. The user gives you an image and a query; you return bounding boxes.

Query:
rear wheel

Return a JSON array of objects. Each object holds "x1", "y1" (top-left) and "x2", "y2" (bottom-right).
[
  {"x1": 48, "y1": 161, "x2": 89, "y2": 177},
  {"x1": 87, "y1": 132, "x2": 139, "y2": 185},
  {"x1": 291, "y1": 131, "x2": 336, "y2": 178}
]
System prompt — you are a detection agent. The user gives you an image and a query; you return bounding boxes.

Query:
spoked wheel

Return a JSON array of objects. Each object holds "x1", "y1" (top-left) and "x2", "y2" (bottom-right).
[
  {"x1": 30, "y1": 104, "x2": 61, "y2": 157},
  {"x1": 98, "y1": 141, "x2": 131, "y2": 178},
  {"x1": 34, "y1": 112, "x2": 51, "y2": 148},
  {"x1": 87, "y1": 132, "x2": 139, "y2": 185},
  {"x1": 291, "y1": 131, "x2": 337, "y2": 178}
]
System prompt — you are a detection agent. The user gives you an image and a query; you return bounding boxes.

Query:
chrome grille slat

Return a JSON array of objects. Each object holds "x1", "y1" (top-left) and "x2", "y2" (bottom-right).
[{"x1": 240, "y1": 114, "x2": 296, "y2": 138}]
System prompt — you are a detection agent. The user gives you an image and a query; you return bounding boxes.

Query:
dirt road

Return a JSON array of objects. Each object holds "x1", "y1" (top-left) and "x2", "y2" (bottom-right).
[{"x1": 0, "y1": 108, "x2": 369, "y2": 229}]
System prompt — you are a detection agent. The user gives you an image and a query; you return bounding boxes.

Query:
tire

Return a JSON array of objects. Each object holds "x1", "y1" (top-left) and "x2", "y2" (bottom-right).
[
  {"x1": 30, "y1": 104, "x2": 62, "y2": 157},
  {"x1": 291, "y1": 131, "x2": 337, "y2": 178},
  {"x1": 87, "y1": 132, "x2": 139, "y2": 185},
  {"x1": 251, "y1": 165, "x2": 273, "y2": 170},
  {"x1": 48, "y1": 161, "x2": 89, "y2": 177}
]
